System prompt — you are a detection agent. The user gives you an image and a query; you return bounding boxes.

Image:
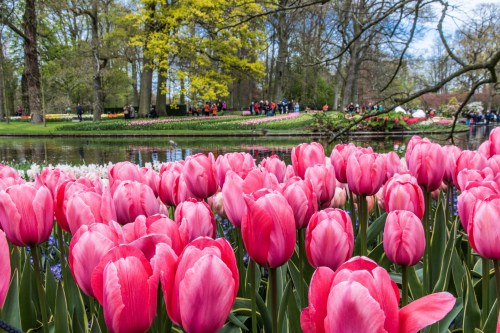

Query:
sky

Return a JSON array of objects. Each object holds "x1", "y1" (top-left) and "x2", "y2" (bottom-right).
[{"x1": 411, "y1": 0, "x2": 500, "y2": 54}]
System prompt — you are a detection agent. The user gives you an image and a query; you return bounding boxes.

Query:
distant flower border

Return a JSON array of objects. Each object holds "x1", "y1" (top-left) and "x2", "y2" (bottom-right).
[
  {"x1": 125, "y1": 115, "x2": 237, "y2": 126},
  {"x1": 239, "y1": 112, "x2": 301, "y2": 125}
]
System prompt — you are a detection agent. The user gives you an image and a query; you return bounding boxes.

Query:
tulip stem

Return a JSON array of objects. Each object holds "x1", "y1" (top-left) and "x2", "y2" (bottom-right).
[
  {"x1": 298, "y1": 228, "x2": 306, "y2": 309},
  {"x1": 269, "y1": 268, "x2": 279, "y2": 333},
  {"x1": 236, "y1": 230, "x2": 246, "y2": 296},
  {"x1": 494, "y1": 260, "x2": 500, "y2": 319},
  {"x1": 56, "y1": 224, "x2": 68, "y2": 282},
  {"x1": 445, "y1": 185, "x2": 451, "y2": 223},
  {"x1": 250, "y1": 260, "x2": 257, "y2": 333},
  {"x1": 482, "y1": 258, "x2": 490, "y2": 325},
  {"x1": 349, "y1": 189, "x2": 357, "y2": 235},
  {"x1": 423, "y1": 190, "x2": 431, "y2": 294},
  {"x1": 31, "y1": 246, "x2": 49, "y2": 333},
  {"x1": 402, "y1": 265, "x2": 409, "y2": 306},
  {"x1": 358, "y1": 195, "x2": 368, "y2": 256}
]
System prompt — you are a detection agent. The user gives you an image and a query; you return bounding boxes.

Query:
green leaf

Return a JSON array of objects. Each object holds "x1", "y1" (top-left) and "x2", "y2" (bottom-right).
[
  {"x1": 451, "y1": 237, "x2": 466, "y2": 298},
  {"x1": 45, "y1": 265, "x2": 58, "y2": 314},
  {"x1": 227, "y1": 312, "x2": 248, "y2": 330},
  {"x1": 89, "y1": 317, "x2": 103, "y2": 333},
  {"x1": 463, "y1": 269, "x2": 481, "y2": 333},
  {"x1": 354, "y1": 212, "x2": 387, "y2": 254},
  {"x1": 219, "y1": 323, "x2": 243, "y2": 333},
  {"x1": 63, "y1": 265, "x2": 88, "y2": 333},
  {"x1": 430, "y1": 200, "x2": 447, "y2": 288},
  {"x1": 277, "y1": 279, "x2": 293, "y2": 332},
  {"x1": 408, "y1": 265, "x2": 423, "y2": 300},
  {"x1": 255, "y1": 292, "x2": 272, "y2": 333},
  {"x1": 19, "y1": 257, "x2": 38, "y2": 331},
  {"x1": 433, "y1": 228, "x2": 456, "y2": 293},
  {"x1": 287, "y1": 259, "x2": 306, "y2": 309},
  {"x1": 482, "y1": 299, "x2": 498, "y2": 333},
  {"x1": 54, "y1": 283, "x2": 70, "y2": 333},
  {"x1": 0, "y1": 269, "x2": 22, "y2": 329}
]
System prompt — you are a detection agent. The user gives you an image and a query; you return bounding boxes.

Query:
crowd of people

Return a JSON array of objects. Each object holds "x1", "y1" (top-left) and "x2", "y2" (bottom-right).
[
  {"x1": 248, "y1": 99, "x2": 302, "y2": 116},
  {"x1": 465, "y1": 109, "x2": 499, "y2": 126}
]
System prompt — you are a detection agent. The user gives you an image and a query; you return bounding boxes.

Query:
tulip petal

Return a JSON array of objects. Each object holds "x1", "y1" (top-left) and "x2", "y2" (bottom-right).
[
  {"x1": 325, "y1": 280, "x2": 387, "y2": 333},
  {"x1": 399, "y1": 292, "x2": 456, "y2": 333}
]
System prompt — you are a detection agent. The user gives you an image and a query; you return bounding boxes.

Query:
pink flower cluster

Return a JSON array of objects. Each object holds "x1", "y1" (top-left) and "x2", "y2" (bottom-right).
[
  {"x1": 239, "y1": 112, "x2": 300, "y2": 125},
  {"x1": 125, "y1": 116, "x2": 236, "y2": 126}
]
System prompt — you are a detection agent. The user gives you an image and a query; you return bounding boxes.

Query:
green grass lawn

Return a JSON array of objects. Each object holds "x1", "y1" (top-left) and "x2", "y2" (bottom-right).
[{"x1": 0, "y1": 112, "x2": 467, "y2": 136}]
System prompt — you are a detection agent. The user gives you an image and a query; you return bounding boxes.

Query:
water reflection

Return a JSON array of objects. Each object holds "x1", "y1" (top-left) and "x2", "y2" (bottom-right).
[{"x1": 0, "y1": 125, "x2": 495, "y2": 165}]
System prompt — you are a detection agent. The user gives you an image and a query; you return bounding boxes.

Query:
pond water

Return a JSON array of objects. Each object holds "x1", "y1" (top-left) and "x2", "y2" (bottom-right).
[{"x1": 0, "y1": 125, "x2": 494, "y2": 166}]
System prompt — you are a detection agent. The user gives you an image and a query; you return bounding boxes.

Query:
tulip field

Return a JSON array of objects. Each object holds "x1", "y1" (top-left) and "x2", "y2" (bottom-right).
[{"x1": 1, "y1": 131, "x2": 500, "y2": 333}]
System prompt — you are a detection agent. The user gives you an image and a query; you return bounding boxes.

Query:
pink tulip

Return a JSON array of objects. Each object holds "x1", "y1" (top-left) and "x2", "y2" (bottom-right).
[
  {"x1": 457, "y1": 183, "x2": 497, "y2": 231},
  {"x1": 141, "y1": 167, "x2": 160, "y2": 197},
  {"x1": 406, "y1": 140, "x2": 445, "y2": 192},
  {"x1": 65, "y1": 188, "x2": 116, "y2": 234},
  {"x1": 175, "y1": 198, "x2": 216, "y2": 244},
  {"x1": 0, "y1": 183, "x2": 54, "y2": 246},
  {"x1": 301, "y1": 257, "x2": 456, "y2": 333},
  {"x1": 383, "y1": 173, "x2": 425, "y2": 219},
  {"x1": 113, "y1": 181, "x2": 160, "y2": 224},
  {"x1": 383, "y1": 211, "x2": 425, "y2": 266},
  {"x1": 108, "y1": 161, "x2": 144, "y2": 194},
  {"x1": 122, "y1": 214, "x2": 183, "y2": 255},
  {"x1": 284, "y1": 165, "x2": 296, "y2": 182},
  {"x1": 404, "y1": 135, "x2": 424, "y2": 162},
  {"x1": 91, "y1": 245, "x2": 158, "y2": 333},
  {"x1": 0, "y1": 164, "x2": 20, "y2": 179},
  {"x1": 215, "y1": 152, "x2": 255, "y2": 187},
  {"x1": 487, "y1": 155, "x2": 500, "y2": 175},
  {"x1": 241, "y1": 167, "x2": 280, "y2": 193},
  {"x1": 38, "y1": 167, "x2": 74, "y2": 198},
  {"x1": 478, "y1": 140, "x2": 491, "y2": 158},
  {"x1": 222, "y1": 171, "x2": 245, "y2": 228},
  {"x1": 291, "y1": 142, "x2": 325, "y2": 179},
  {"x1": 452, "y1": 150, "x2": 487, "y2": 188},
  {"x1": 442, "y1": 145, "x2": 462, "y2": 184},
  {"x1": 489, "y1": 127, "x2": 500, "y2": 156},
  {"x1": 158, "y1": 161, "x2": 186, "y2": 206},
  {"x1": 468, "y1": 194, "x2": 500, "y2": 260},
  {"x1": 242, "y1": 189, "x2": 296, "y2": 268},
  {"x1": 54, "y1": 178, "x2": 102, "y2": 232},
  {"x1": 384, "y1": 151, "x2": 401, "y2": 181},
  {"x1": 329, "y1": 186, "x2": 347, "y2": 208},
  {"x1": 0, "y1": 230, "x2": 10, "y2": 309},
  {"x1": 69, "y1": 222, "x2": 122, "y2": 297},
  {"x1": 164, "y1": 238, "x2": 238, "y2": 333},
  {"x1": 456, "y1": 169, "x2": 487, "y2": 192},
  {"x1": 208, "y1": 191, "x2": 225, "y2": 218},
  {"x1": 305, "y1": 208, "x2": 353, "y2": 270},
  {"x1": 0, "y1": 175, "x2": 25, "y2": 191},
  {"x1": 282, "y1": 177, "x2": 318, "y2": 229},
  {"x1": 330, "y1": 143, "x2": 357, "y2": 183},
  {"x1": 305, "y1": 164, "x2": 336, "y2": 208},
  {"x1": 183, "y1": 153, "x2": 218, "y2": 199},
  {"x1": 260, "y1": 155, "x2": 287, "y2": 183},
  {"x1": 346, "y1": 152, "x2": 385, "y2": 196}
]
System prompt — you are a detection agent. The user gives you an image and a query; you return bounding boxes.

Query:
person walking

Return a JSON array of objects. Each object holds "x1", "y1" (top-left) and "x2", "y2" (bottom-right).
[{"x1": 76, "y1": 103, "x2": 83, "y2": 121}]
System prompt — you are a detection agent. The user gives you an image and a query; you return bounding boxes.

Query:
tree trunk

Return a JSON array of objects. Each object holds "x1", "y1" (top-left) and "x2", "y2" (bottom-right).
[
  {"x1": 131, "y1": 56, "x2": 140, "y2": 107},
  {"x1": 156, "y1": 68, "x2": 167, "y2": 115},
  {"x1": 0, "y1": 33, "x2": 5, "y2": 120},
  {"x1": 21, "y1": 73, "x2": 29, "y2": 115},
  {"x1": 91, "y1": 0, "x2": 104, "y2": 121},
  {"x1": 139, "y1": 56, "x2": 153, "y2": 117},
  {"x1": 23, "y1": 0, "x2": 43, "y2": 124},
  {"x1": 273, "y1": 7, "x2": 288, "y2": 102}
]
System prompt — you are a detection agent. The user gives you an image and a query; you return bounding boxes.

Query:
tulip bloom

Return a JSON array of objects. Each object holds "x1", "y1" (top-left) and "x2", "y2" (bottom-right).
[
  {"x1": 452, "y1": 150, "x2": 487, "y2": 188},
  {"x1": 305, "y1": 208, "x2": 354, "y2": 270},
  {"x1": 215, "y1": 152, "x2": 255, "y2": 187},
  {"x1": 457, "y1": 183, "x2": 497, "y2": 231},
  {"x1": 158, "y1": 161, "x2": 187, "y2": 206},
  {"x1": 383, "y1": 211, "x2": 425, "y2": 266},
  {"x1": 291, "y1": 142, "x2": 325, "y2": 179},
  {"x1": 383, "y1": 173, "x2": 425, "y2": 219},
  {"x1": 330, "y1": 186, "x2": 347, "y2": 208},
  {"x1": 0, "y1": 230, "x2": 10, "y2": 309},
  {"x1": 183, "y1": 153, "x2": 218, "y2": 199},
  {"x1": 113, "y1": 180, "x2": 160, "y2": 224},
  {"x1": 108, "y1": 161, "x2": 144, "y2": 194},
  {"x1": 330, "y1": 143, "x2": 357, "y2": 184},
  {"x1": 489, "y1": 127, "x2": 500, "y2": 156},
  {"x1": 0, "y1": 183, "x2": 54, "y2": 246},
  {"x1": 260, "y1": 155, "x2": 287, "y2": 183},
  {"x1": 141, "y1": 167, "x2": 160, "y2": 197},
  {"x1": 305, "y1": 164, "x2": 336, "y2": 208},
  {"x1": 456, "y1": 169, "x2": 486, "y2": 192},
  {"x1": 91, "y1": 245, "x2": 158, "y2": 333},
  {"x1": 346, "y1": 152, "x2": 385, "y2": 196},
  {"x1": 222, "y1": 171, "x2": 245, "y2": 228},
  {"x1": 384, "y1": 151, "x2": 402, "y2": 182},
  {"x1": 406, "y1": 140, "x2": 445, "y2": 192},
  {"x1": 242, "y1": 190, "x2": 296, "y2": 268},
  {"x1": 38, "y1": 167, "x2": 73, "y2": 198},
  {"x1": 282, "y1": 177, "x2": 318, "y2": 229},
  {"x1": 65, "y1": 188, "x2": 116, "y2": 234},
  {"x1": 468, "y1": 195, "x2": 500, "y2": 260},
  {"x1": 69, "y1": 222, "x2": 123, "y2": 297},
  {"x1": 164, "y1": 238, "x2": 238, "y2": 333},
  {"x1": 442, "y1": 145, "x2": 462, "y2": 184},
  {"x1": 174, "y1": 199, "x2": 216, "y2": 244},
  {"x1": 301, "y1": 257, "x2": 456, "y2": 333}
]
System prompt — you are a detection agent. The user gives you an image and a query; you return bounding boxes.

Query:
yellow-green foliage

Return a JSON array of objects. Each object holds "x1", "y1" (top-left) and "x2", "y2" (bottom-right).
[{"x1": 130, "y1": 0, "x2": 266, "y2": 101}]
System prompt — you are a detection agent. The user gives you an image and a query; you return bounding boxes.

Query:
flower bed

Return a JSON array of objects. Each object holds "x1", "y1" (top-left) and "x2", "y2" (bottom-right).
[
  {"x1": 125, "y1": 115, "x2": 237, "y2": 126},
  {"x1": 239, "y1": 112, "x2": 301, "y2": 125}
]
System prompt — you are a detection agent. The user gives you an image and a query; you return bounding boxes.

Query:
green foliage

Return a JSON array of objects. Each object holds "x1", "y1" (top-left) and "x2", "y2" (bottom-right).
[{"x1": 359, "y1": 111, "x2": 411, "y2": 132}]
